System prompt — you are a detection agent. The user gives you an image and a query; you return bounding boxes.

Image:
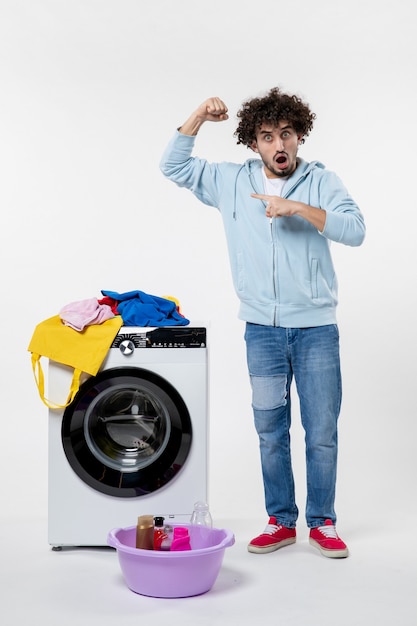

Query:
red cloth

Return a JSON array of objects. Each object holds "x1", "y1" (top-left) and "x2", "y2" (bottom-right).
[{"x1": 98, "y1": 296, "x2": 120, "y2": 315}]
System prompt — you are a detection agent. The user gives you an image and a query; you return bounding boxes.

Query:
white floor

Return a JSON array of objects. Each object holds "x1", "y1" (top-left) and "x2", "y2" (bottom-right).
[{"x1": 1, "y1": 515, "x2": 416, "y2": 625}]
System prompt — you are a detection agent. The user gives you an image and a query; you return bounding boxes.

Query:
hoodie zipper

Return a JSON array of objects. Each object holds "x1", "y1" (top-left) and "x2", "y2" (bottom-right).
[{"x1": 270, "y1": 217, "x2": 278, "y2": 325}]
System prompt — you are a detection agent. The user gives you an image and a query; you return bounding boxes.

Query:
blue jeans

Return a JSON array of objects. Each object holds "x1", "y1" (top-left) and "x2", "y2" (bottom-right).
[{"x1": 244, "y1": 323, "x2": 342, "y2": 528}]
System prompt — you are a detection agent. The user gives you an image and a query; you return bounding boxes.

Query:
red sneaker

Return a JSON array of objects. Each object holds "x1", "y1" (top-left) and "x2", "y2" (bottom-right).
[
  {"x1": 247, "y1": 517, "x2": 296, "y2": 554},
  {"x1": 309, "y1": 519, "x2": 349, "y2": 558}
]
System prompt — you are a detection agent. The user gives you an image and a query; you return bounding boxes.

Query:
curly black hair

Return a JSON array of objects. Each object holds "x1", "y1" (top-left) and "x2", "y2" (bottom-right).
[{"x1": 234, "y1": 87, "x2": 316, "y2": 146}]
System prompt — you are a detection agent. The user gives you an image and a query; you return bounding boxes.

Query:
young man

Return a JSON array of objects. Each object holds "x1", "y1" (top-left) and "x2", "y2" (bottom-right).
[{"x1": 160, "y1": 88, "x2": 365, "y2": 558}]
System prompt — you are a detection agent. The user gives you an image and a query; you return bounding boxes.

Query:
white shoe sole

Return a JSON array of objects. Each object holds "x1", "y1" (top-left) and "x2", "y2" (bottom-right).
[
  {"x1": 247, "y1": 537, "x2": 296, "y2": 554},
  {"x1": 309, "y1": 537, "x2": 349, "y2": 558}
]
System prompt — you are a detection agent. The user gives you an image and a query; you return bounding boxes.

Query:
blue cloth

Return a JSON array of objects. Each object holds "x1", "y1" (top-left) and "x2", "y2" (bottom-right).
[{"x1": 101, "y1": 290, "x2": 189, "y2": 326}]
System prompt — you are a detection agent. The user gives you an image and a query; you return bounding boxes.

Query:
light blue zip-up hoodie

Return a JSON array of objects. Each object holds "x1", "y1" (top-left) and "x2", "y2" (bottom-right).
[{"x1": 160, "y1": 131, "x2": 366, "y2": 328}]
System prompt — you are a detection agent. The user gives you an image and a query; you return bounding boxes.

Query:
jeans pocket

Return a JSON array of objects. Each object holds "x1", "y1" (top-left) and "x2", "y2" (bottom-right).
[{"x1": 250, "y1": 374, "x2": 287, "y2": 410}]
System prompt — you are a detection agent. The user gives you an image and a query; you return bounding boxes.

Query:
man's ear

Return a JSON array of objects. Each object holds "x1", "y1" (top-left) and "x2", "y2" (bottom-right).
[{"x1": 250, "y1": 140, "x2": 259, "y2": 153}]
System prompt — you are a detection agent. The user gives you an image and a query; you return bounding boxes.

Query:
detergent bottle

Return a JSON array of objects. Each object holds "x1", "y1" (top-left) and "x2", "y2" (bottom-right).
[
  {"x1": 135, "y1": 515, "x2": 154, "y2": 550},
  {"x1": 153, "y1": 516, "x2": 172, "y2": 550},
  {"x1": 170, "y1": 526, "x2": 191, "y2": 551}
]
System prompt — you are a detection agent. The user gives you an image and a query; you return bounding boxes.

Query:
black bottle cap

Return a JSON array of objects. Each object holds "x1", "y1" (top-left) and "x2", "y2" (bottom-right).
[{"x1": 154, "y1": 516, "x2": 165, "y2": 526}]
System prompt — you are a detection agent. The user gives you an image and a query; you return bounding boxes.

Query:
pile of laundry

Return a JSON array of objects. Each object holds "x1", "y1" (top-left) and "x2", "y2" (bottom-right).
[{"x1": 59, "y1": 289, "x2": 189, "y2": 331}]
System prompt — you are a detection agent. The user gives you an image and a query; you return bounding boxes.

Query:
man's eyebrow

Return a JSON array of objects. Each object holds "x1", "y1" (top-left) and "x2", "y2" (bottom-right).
[{"x1": 259, "y1": 125, "x2": 293, "y2": 134}]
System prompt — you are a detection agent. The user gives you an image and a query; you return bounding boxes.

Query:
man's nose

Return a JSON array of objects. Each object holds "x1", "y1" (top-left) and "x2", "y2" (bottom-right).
[{"x1": 274, "y1": 137, "x2": 285, "y2": 151}]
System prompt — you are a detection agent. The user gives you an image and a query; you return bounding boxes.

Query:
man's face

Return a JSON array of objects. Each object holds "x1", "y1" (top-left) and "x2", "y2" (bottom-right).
[{"x1": 250, "y1": 120, "x2": 302, "y2": 178}]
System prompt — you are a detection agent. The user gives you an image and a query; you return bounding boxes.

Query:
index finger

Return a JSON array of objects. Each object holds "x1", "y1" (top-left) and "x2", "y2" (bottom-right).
[{"x1": 251, "y1": 193, "x2": 271, "y2": 200}]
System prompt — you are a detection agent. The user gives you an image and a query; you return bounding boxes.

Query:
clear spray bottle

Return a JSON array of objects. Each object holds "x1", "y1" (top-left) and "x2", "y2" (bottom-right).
[{"x1": 190, "y1": 501, "x2": 213, "y2": 527}]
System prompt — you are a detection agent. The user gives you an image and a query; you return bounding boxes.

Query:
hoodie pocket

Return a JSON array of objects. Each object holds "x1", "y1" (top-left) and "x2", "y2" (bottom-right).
[
  {"x1": 236, "y1": 251, "x2": 245, "y2": 292},
  {"x1": 311, "y1": 258, "x2": 318, "y2": 300}
]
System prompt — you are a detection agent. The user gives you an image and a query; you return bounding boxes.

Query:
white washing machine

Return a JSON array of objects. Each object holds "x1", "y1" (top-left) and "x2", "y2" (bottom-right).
[{"x1": 48, "y1": 326, "x2": 208, "y2": 548}]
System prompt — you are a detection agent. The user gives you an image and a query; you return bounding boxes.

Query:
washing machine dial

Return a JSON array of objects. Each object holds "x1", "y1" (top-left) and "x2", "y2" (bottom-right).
[{"x1": 119, "y1": 339, "x2": 135, "y2": 356}]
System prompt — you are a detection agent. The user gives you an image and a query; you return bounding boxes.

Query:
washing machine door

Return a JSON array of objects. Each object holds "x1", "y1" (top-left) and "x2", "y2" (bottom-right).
[{"x1": 61, "y1": 367, "x2": 192, "y2": 497}]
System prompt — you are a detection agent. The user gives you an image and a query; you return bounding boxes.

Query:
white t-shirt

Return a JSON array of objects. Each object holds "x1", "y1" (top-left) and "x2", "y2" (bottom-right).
[{"x1": 262, "y1": 168, "x2": 287, "y2": 197}]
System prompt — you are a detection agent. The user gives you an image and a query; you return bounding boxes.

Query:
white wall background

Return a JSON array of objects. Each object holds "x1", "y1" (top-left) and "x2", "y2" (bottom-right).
[{"x1": 1, "y1": 0, "x2": 416, "y2": 527}]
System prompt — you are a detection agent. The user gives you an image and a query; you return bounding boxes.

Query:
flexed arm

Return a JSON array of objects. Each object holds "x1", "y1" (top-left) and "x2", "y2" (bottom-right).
[
  {"x1": 160, "y1": 97, "x2": 230, "y2": 207},
  {"x1": 179, "y1": 97, "x2": 229, "y2": 136}
]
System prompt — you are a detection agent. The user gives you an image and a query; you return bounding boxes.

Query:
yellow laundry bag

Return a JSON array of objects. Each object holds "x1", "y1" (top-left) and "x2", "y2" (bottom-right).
[{"x1": 28, "y1": 315, "x2": 123, "y2": 409}]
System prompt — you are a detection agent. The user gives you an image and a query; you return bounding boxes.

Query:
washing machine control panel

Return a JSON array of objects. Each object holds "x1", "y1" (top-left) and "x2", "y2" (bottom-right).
[{"x1": 111, "y1": 327, "x2": 206, "y2": 350}]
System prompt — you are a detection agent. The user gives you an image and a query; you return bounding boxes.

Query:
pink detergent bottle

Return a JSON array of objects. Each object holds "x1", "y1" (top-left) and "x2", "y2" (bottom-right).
[{"x1": 170, "y1": 526, "x2": 191, "y2": 551}]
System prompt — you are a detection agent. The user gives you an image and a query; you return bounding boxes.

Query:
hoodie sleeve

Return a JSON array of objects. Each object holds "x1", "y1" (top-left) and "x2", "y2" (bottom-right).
[
  {"x1": 160, "y1": 131, "x2": 223, "y2": 207},
  {"x1": 318, "y1": 171, "x2": 366, "y2": 247}
]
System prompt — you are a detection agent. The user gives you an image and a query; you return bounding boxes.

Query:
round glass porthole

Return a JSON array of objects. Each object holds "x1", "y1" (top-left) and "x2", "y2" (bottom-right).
[{"x1": 61, "y1": 367, "x2": 192, "y2": 497}]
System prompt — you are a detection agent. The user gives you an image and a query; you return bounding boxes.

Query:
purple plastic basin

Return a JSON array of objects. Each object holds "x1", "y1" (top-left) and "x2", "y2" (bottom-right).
[{"x1": 107, "y1": 523, "x2": 235, "y2": 598}]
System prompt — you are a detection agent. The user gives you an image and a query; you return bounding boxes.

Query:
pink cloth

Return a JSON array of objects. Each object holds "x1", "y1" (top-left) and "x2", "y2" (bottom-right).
[{"x1": 59, "y1": 297, "x2": 115, "y2": 332}]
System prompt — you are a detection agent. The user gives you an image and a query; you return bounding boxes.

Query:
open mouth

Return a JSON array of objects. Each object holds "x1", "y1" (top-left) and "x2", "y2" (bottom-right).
[{"x1": 275, "y1": 154, "x2": 288, "y2": 169}]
